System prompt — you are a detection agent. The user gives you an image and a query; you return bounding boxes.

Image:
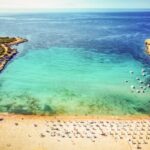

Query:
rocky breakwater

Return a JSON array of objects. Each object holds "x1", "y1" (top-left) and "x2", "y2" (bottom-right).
[{"x1": 0, "y1": 37, "x2": 27, "y2": 72}]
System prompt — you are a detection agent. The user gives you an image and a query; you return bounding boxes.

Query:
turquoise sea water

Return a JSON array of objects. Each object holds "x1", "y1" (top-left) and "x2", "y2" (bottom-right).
[{"x1": 0, "y1": 12, "x2": 150, "y2": 115}]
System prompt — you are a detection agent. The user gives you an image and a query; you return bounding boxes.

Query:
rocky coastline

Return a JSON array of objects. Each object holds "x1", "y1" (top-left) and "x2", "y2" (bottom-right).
[
  {"x1": 145, "y1": 39, "x2": 150, "y2": 55},
  {"x1": 0, "y1": 37, "x2": 27, "y2": 72}
]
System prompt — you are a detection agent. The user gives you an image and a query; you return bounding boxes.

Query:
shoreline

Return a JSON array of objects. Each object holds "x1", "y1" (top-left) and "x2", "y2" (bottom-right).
[{"x1": 0, "y1": 113, "x2": 150, "y2": 120}]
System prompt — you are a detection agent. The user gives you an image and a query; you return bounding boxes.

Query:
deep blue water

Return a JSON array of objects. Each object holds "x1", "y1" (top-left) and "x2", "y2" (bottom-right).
[{"x1": 0, "y1": 12, "x2": 150, "y2": 63}]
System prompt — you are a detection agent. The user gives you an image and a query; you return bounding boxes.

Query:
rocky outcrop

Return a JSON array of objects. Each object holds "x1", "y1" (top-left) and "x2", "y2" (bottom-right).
[
  {"x1": 0, "y1": 37, "x2": 27, "y2": 72},
  {"x1": 145, "y1": 39, "x2": 150, "y2": 55}
]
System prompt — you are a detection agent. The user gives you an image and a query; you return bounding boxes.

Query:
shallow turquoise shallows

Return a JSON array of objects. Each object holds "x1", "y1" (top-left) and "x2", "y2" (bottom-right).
[{"x1": 0, "y1": 47, "x2": 149, "y2": 115}]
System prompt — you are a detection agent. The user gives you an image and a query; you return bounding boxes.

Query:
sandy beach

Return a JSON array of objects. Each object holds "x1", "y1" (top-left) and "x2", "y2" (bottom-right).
[{"x1": 0, "y1": 114, "x2": 150, "y2": 150}]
